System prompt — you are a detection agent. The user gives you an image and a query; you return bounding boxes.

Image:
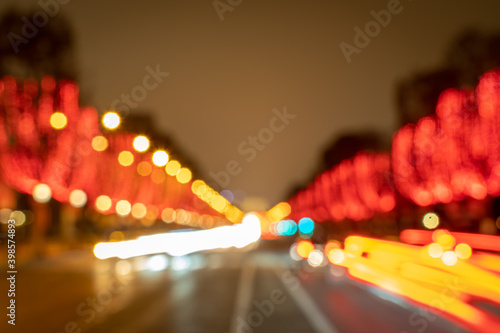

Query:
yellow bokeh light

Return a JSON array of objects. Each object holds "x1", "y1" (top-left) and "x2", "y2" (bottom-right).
[
  {"x1": 161, "y1": 208, "x2": 176, "y2": 223},
  {"x1": 225, "y1": 206, "x2": 243, "y2": 223},
  {"x1": 423, "y1": 212, "x2": 440, "y2": 229},
  {"x1": 9, "y1": 210, "x2": 26, "y2": 226},
  {"x1": 436, "y1": 233, "x2": 456, "y2": 250},
  {"x1": 455, "y1": 243, "x2": 472, "y2": 260},
  {"x1": 133, "y1": 135, "x2": 150, "y2": 152},
  {"x1": 131, "y1": 203, "x2": 147, "y2": 219},
  {"x1": 428, "y1": 243, "x2": 443, "y2": 258},
  {"x1": 92, "y1": 136, "x2": 108, "y2": 152},
  {"x1": 165, "y1": 160, "x2": 181, "y2": 176},
  {"x1": 297, "y1": 240, "x2": 315, "y2": 259},
  {"x1": 175, "y1": 209, "x2": 188, "y2": 224},
  {"x1": 442, "y1": 250, "x2": 458, "y2": 266},
  {"x1": 266, "y1": 202, "x2": 292, "y2": 222},
  {"x1": 176, "y1": 168, "x2": 192, "y2": 184},
  {"x1": 50, "y1": 112, "x2": 67, "y2": 130},
  {"x1": 328, "y1": 249, "x2": 345, "y2": 264},
  {"x1": 211, "y1": 195, "x2": 228, "y2": 213},
  {"x1": 33, "y1": 183, "x2": 52, "y2": 203},
  {"x1": 102, "y1": 111, "x2": 120, "y2": 129},
  {"x1": 116, "y1": 200, "x2": 131, "y2": 216},
  {"x1": 201, "y1": 187, "x2": 215, "y2": 202},
  {"x1": 118, "y1": 151, "x2": 134, "y2": 166},
  {"x1": 95, "y1": 195, "x2": 112, "y2": 212},
  {"x1": 69, "y1": 189, "x2": 87, "y2": 208},
  {"x1": 152, "y1": 150, "x2": 169, "y2": 166},
  {"x1": 191, "y1": 180, "x2": 205, "y2": 194},
  {"x1": 137, "y1": 161, "x2": 152, "y2": 176}
]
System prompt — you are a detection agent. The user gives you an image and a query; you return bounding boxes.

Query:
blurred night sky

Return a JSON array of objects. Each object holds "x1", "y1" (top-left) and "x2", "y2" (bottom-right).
[{"x1": 2, "y1": 0, "x2": 500, "y2": 209}]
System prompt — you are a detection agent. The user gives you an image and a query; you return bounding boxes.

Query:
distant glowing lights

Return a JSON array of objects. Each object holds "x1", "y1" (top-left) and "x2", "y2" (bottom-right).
[
  {"x1": 95, "y1": 195, "x2": 112, "y2": 212},
  {"x1": 442, "y1": 250, "x2": 458, "y2": 266},
  {"x1": 436, "y1": 233, "x2": 456, "y2": 250},
  {"x1": 92, "y1": 136, "x2": 108, "y2": 151},
  {"x1": 146, "y1": 255, "x2": 168, "y2": 271},
  {"x1": 328, "y1": 249, "x2": 345, "y2": 264},
  {"x1": 116, "y1": 200, "x2": 132, "y2": 216},
  {"x1": 455, "y1": 243, "x2": 472, "y2": 260},
  {"x1": 423, "y1": 212, "x2": 440, "y2": 229},
  {"x1": 161, "y1": 208, "x2": 176, "y2": 223},
  {"x1": 298, "y1": 217, "x2": 314, "y2": 234},
  {"x1": 9, "y1": 211, "x2": 26, "y2": 226},
  {"x1": 308, "y1": 250, "x2": 325, "y2": 267},
  {"x1": 131, "y1": 203, "x2": 147, "y2": 219},
  {"x1": 33, "y1": 184, "x2": 52, "y2": 203},
  {"x1": 102, "y1": 111, "x2": 120, "y2": 129},
  {"x1": 176, "y1": 168, "x2": 192, "y2": 184},
  {"x1": 69, "y1": 189, "x2": 87, "y2": 208},
  {"x1": 296, "y1": 240, "x2": 314, "y2": 259},
  {"x1": 427, "y1": 243, "x2": 443, "y2": 258},
  {"x1": 50, "y1": 112, "x2": 67, "y2": 130},
  {"x1": 118, "y1": 151, "x2": 134, "y2": 166},
  {"x1": 133, "y1": 135, "x2": 150, "y2": 152},
  {"x1": 93, "y1": 213, "x2": 261, "y2": 259},
  {"x1": 165, "y1": 160, "x2": 181, "y2": 176},
  {"x1": 152, "y1": 150, "x2": 169, "y2": 166},
  {"x1": 274, "y1": 220, "x2": 297, "y2": 236}
]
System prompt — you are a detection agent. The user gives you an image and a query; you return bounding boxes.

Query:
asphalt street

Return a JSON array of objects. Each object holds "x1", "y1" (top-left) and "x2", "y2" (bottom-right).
[{"x1": 4, "y1": 246, "x2": 470, "y2": 333}]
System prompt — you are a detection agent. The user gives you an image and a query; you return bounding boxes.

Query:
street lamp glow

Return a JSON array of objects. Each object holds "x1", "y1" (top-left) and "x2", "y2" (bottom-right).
[
  {"x1": 116, "y1": 200, "x2": 131, "y2": 216},
  {"x1": 50, "y1": 112, "x2": 67, "y2": 130},
  {"x1": 95, "y1": 195, "x2": 112, "y2": 212},
  {"x1": 69, "y1": 189, "x2": 87, "y2": 208},
  {"x1": 131, "y1": 203, "x2": 147, "y2": 219},
  {"x1": 423, "y1": 212, "x2": 440, "y2": 229},
  {"x1": 152, "y1": 150, "x2": 169, "y2": 166},
  {"x1": 176, "y1": 167, "x2": 192, "y2": 184},
  {"x1": 118, "y1": 151, "x2": 134, "y2": 166},
  {"x1": 102, "y1": 111, "x2": 120, "y2": 129},
  {"x1": 165, "y1": 160, "x2": 181, "y2": 176},
  {"x1": 92, "y1": 136, "x2": 108, "y2": 151},
  {"x1": 33, "y1": 184, "x2": 52, "y2": 203},
  {"x1": 133, "y1": 135, "x2": 150, "y2": 152}
]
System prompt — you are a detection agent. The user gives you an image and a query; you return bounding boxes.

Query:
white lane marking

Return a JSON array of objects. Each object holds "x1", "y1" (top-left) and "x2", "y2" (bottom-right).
[
  {"x1": 275, "y1": 268, "x2": 341, "y2": 333},
  {"x1": 229, "y1": 263, "x2": 256, "y2": 333}
]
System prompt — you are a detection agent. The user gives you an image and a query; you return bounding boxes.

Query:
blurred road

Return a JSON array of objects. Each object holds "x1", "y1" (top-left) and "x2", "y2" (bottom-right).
[{"x1": 9, "y1": 245, "x2": 470, "y2": 333}]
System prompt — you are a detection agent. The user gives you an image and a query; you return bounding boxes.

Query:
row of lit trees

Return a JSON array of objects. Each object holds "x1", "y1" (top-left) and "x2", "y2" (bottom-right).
[
  {"x1": 288, "y1": 69, "x2": 500, "y2": 223},
  {"x1": 0, "y1": 76, "x2": 244, "y2": 231}
]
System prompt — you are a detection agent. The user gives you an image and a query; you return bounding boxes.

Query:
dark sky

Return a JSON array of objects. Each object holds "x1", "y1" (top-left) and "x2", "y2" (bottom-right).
[{"x1": 3, "y1": 0, "x2": 500, "y2": 210}]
